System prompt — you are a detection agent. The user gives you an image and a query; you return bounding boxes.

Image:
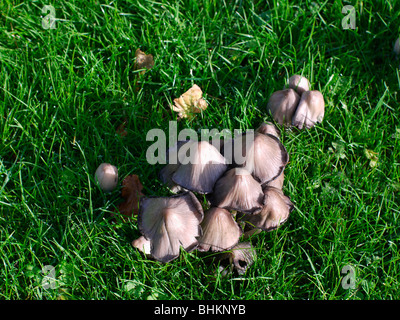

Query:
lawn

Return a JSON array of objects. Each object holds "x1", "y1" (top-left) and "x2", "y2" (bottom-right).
[{"x1": 0, "y1": 0, "x2": 399, "y2": 300}]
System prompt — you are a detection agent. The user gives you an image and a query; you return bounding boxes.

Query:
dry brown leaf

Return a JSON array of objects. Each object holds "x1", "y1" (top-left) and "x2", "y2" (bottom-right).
[
  {"x1": 116, "y1": 118, "x2": 128, "y2": 137},
  {"x1": 172, "y1": 84, "x2": 208, "y2": 119},
  {"x1": 113, "y1": 174, "x2": 144, "y2": 222},
  {"x1": 134, "y1": 48, "x2": 154, "y2": 75}
]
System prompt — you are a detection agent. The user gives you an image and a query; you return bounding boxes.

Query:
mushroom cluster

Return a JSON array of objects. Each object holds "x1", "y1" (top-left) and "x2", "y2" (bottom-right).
[
  {"x1": 132, "y1": 122, "x2": 294, "y2": 274},
  {"x1": 267, "y1": 75, "x2": 325, "y2": 129}
]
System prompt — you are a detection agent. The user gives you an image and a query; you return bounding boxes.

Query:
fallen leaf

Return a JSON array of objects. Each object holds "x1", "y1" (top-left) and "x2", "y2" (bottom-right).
[
  {"x1": 116, "y1": 118, "x2": 128, "y2": 137},
  {"x1": 134, "y1": 48, "x2": 154, "y2": 75},
  {"x1": 328, "y1": 140, "x2": 347, "y2": 159},
  {"x1": 113, "y1": 174, "x2": 144, "y2": 222},
  {"x1": 172, "y1": 84, "x2": 208, "y2": 119}
]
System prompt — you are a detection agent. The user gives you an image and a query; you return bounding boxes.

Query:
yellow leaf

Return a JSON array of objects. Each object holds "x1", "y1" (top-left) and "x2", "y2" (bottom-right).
[
  {"x1": 172, "y1": 84, "x2": 208, "y2": 119},
  {"x1": 364, "y1": 149, "x2": 378, "y2": 168}
]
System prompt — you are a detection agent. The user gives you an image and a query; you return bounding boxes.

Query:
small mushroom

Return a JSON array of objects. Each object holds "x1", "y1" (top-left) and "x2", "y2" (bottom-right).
[
  {"x1": 210, "y1": 168, "x2": 263, "y2": 213},
  {"x1": 266, "y1": 89, "x2": 300, "y2": 125},
  {"x1": 131, "y1": 236, "x2": 152, "y2": 257},
  {"x1": 198, "y1": 207, "x2": 242, "y2": 252},
  {"x1": 172, "y1": 140, "x2": 228, "y2": 194},
  {"x1": 239, "y1": 186, "x2": 293, "y2": 232},
  {"x1": 138, "y1": 191, "x2": 204, "y2": 263},
  {"x1": 94, "y1": 163, "x2": 118, "y2": 192},
  {"x1": 394, "y1": 37, "x2": 400, "y2": 56},
  {"x1": 218, "y1": 242, "x2": 257, "y2": 275},
  {"x1": 224, "y1": 132, "x2": 288, "y2": 185},
  {"x1": 292, "y1": 90, "x2": 325, "y2": 129},
  {"x1": 256, "y1": 122, "x2": 281, "y2": 139},
  {"x1": 287, "y1": 74, "x2": 311, "y2": 94}
]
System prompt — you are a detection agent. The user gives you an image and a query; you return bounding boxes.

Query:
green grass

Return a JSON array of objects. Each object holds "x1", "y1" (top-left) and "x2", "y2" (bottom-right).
[{"x1": 0, "y1": 0, "x2": 399, "y2": 300}]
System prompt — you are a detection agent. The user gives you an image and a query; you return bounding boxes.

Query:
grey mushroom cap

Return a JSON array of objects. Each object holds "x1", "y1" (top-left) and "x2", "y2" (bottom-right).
[
  {"x1": 266, "y1": 89, "x2": 300, "y2": 125},
  {"x1": 138, "y1": 191, "x2": 204, "y2": 263},
  {"x1": 292, "y1": 90, "x2": 325, "y2": 129},
  {"x1": 240, "y1": 186, "x2": 294, "y2": 232},
  {"x1": 223, "y1": 132, "x2": 288, "y2": 185},
  {"x1": 287, "y1": 74, "x2": 311, "y2": 95},
  {"x1": 210, "y1": 168, "x2": 263, "y2": 213},
  {"x1": 256, "y1": 122, "x2": 281, "y2": 139},
  {"x1": 263, "y1": 170, "x2": 284, "y2": 190},
  {"x1": 198, "y1": 207, "x2": 242, "y2": 252},
  {"x1": 247, "y1": 133, "x2": 288, "y2": 185},
  {"x1": 172, "y1": 140, "x2": 228, "y2": 194}
]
